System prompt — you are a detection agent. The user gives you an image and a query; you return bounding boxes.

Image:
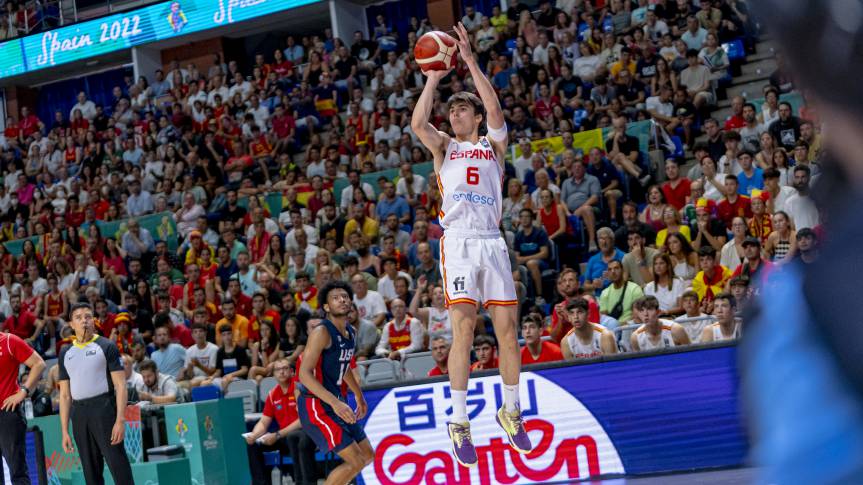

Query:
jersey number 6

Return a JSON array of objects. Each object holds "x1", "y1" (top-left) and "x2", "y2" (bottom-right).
[{"x1": 466, "y1": 166, "x2": 479, "y2": 185}]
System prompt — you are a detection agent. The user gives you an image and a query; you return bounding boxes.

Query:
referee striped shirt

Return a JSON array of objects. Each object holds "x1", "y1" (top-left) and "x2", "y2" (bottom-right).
[{"x1": 58, "y1": 335, "x2": 124, "y2": 401}]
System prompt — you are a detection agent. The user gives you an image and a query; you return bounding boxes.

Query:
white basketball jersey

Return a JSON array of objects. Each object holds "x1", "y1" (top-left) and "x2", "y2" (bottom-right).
[
  {"x1": 438, "y1": 136, "x2": 503, "y2": 233},
  {"x1": 427, "y1": 306, "x2": 451, "y2": 341},
  {"x1": 564, "y1": 324, "x2": 607, "y2": 359},
  {"x1": 710, "y1": 322, "x2": 740, "y2": 341},
  {"x1": 636, "y1": 321, "x2": 677, "y2": 351}
]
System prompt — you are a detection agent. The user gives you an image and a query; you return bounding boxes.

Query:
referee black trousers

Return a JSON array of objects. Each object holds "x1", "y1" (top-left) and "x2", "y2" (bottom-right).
[
  {"x1": 71, "y1": 394, "x2": 134, "y2": 485},
  {"x1": 0, "y1": 407, "x2": 29, "y2": 485}
]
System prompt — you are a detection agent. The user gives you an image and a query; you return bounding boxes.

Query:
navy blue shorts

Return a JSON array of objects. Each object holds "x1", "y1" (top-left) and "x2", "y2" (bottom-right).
[{"x1": 297, "y1": 396, "x2": 366, "y2": 454}]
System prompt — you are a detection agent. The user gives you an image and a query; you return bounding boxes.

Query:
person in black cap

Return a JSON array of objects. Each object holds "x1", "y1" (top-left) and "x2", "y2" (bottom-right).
[
  {"x1": 730, "y1": 236, "x2": 771, "y2": 283},
  {"x1": 58, "y1": 302, "x2": 133, "y2": 485},
  {"x1": 743, "y1": 1, "x2": 863, "y2": 482}
]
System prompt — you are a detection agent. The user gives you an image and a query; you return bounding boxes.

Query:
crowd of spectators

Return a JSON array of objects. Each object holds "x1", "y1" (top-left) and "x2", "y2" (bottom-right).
[
  {"x1": 0, "y1": 0, "x2": 822, "y2": 400},
  {"x1": 0, "y1": 0, "x2": 61, "y2": 39}
]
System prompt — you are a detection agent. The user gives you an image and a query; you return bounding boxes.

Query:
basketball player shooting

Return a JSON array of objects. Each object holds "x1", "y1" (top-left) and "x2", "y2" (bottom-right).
[{"x1": 410, "y1": 23, "x2": 532, "y2": 468}]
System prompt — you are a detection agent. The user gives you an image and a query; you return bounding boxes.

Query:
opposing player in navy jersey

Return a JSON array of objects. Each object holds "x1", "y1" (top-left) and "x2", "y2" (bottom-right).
[
  {"x1": 297, "y1": 281, "x2": 373, "y2": 484},
  {"x1": 411, "y1": 23, "x2": 531, "y2": 467}
]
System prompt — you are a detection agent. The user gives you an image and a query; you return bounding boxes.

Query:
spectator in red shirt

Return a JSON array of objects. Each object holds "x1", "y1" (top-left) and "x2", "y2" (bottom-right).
[
  {"x1": 660, "y1": 159, "x2": 691, "y2": 210},
  {"x1": 245, "y1": 358, "x2": 317, "y2": 485},
  {"x1": 427, "y1": 337, "x2": 450, "y2": 377},
  {"x1": 18, "y1": 107, "x2": 43, "y2": 138},
  {"x1": 717, "y1": 175, "x2": 752, "y2": 229},
  {"x1": 0, "y1": 331, "x2": 45, "y2": 483},
  {"x1": 470, "y1": 335, "x2": 499, "y2": 371},
  {"x1": 521, "y1": 316, "x2": 563, "y2": 365},
  {"x1": 723, "y1": 96, "x2": 746, "y2": 131},
  {"x1": 226, "y1": 279, "x2": 253, "y2": 318},
  {"x1": 550, "y1": 268, "x2": 600, "y2": 343},
  {"x1": 732, "y1": 237, "x2": 773, "y2": 282},
  {"x1": 2, "y1": 293, "x2": 44, "y2": 346},
  {"x1": 64, "y1": 195, "x2": 86, "y2": 228},
  {"x1": 4, "y1": 116, "x2": 19, "y2": 141}
]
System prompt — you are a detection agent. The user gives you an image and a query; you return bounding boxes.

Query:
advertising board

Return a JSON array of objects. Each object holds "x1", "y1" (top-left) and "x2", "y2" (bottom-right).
[
  {"x1": 0, "y1": 0, "x2": 321, "y2": 79},
  {"x1": 355, "y1": 345, "x2": 747, "y2": 484}
]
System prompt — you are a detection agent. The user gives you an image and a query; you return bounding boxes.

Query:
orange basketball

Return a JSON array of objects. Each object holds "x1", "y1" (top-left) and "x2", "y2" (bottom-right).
[{"x1": 414, "y1": 31, "x2": 458, "y2": 72}]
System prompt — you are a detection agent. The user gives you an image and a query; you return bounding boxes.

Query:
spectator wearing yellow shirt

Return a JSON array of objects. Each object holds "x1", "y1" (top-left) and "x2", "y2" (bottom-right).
[
  {"x1": 216, "y1": 299, "x2": 251, "y2": 348},
  {"x1": 184, "y1": 230, "x2": 214, "y2": 268},
  {"x1": 490, "y1": 5, "x2": 508, "y2": 33},
  {"x1": 343, "y1": 203, "x2": 379, "y2": 242},
  {"x1": 692, "y1": 246, "x2": 732, "y2": 305},
  {"x1": 609, "y1": 47, "x2": 637, "y2": 81}
]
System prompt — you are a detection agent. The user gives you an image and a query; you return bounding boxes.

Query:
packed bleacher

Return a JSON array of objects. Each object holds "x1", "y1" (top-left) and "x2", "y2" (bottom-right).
[
  {"x1": 0, "y1": 0, "x2": 62, "y2": 39},
  {"x1": 0, "y1": 0, "x2": 820, "y2": 419}
]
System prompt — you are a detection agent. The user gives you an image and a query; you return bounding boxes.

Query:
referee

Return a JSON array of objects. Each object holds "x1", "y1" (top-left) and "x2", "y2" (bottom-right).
[
  {"x1": 0, "y1": 329, "x2": 45, "y2": 485},
  {"x1": 58, "y1": 302, "x2": 134, "y2": 485}
]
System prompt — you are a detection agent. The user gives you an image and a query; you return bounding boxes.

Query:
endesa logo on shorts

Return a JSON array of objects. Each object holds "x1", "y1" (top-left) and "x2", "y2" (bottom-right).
[
  {"x1": 452, "y1": 191, "x2": 496, "y2": 206},
  {"x1": 358, "y1": 373, "x2": 625, "y2": 485}
]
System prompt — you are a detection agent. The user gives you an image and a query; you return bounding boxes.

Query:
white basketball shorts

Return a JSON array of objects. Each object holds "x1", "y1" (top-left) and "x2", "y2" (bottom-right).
[{"x1": 439, "y1": 229, "x2": 518, "y2": 309}]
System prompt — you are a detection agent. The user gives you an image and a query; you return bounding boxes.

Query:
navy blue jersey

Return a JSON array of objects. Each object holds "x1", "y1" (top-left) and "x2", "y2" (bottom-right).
[{"x1": 301, "y1": 319, "x2": 355, "y2": 399}]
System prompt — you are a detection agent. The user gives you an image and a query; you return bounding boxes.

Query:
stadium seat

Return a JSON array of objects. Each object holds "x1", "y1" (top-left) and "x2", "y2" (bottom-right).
[
  {"x1": 401, "y1": 352, "x2": 434, "y2": 380},
  {"x1": 258, "y1": 377, "x2": 278, "y2": 406},
  {"x1": 191, "y1": 385, "x2": 222, "y2": 402},
  {"x1": 225, "y1": 390, "x2": 257, "y2": 414},
  {"x1": 227, "y1": 379, "x2": 259, "y2": 400},
  {"x1": 614, "y1": 324, "x2": 641, "y2": 353},
  {"x1": 358, "y1": 359, "x2": 401, "y2": 385}
]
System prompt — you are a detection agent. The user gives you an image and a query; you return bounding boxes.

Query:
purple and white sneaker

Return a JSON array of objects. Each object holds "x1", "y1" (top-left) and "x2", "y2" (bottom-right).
[
  {"x1": 496, "y1": 405, "x2": 532, "y2": 453},
  {"x1": 447, "y1": 421, "x2": 478, "y2": 467}
]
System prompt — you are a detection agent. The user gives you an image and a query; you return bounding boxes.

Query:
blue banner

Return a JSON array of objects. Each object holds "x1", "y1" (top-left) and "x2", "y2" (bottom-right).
[
  {"x1": 0, "y1": 0, "x2": 322, "y2": 79},
  {"x1": 353, "y1": 345, "x2": 747, "y2": 484}
]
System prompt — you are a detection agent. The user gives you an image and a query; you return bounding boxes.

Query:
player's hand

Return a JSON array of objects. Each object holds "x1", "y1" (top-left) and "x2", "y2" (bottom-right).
[
  {"x1": 111, "y1": 420, "x2": 125, "y2": 445},
  {"x1": 417, "y1": 275, "x2": 428, "y2": 290},
  {"x1": 355, "y1": 397, "x2": 368, "y2": 420},
  {"x1": 245, "y1": 433, "x2": 256, "y2": 445},
  {"x1": 1, "y1": 389, "x2": 25, "y2": 411},
  {"x1": 261, "y1": 432, "x2": 278, "y2": 446},
  {"x1": 422, "y1": 68, "x2": 451, "y2": 81},
  {"x1": 453, "y1": 22, "x2": 474, "y2": 64},
  {"x1": 62, "y1": 433, "x2": 75, "y2": 454},
  {"x1": 333, "y1": 400, "x2": 356, "y2": 424},
  {"x1": 388, "y1": 351, "x2": 402, "y2": 361}
]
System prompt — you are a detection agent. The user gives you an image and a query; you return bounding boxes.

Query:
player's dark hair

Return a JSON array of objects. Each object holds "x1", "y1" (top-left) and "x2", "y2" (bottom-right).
[
  {"x1": 565, "y1": 297, "x2": 590, "y2": 313},
  {"x1": 698, "y1": 245, "x2": 717, "y2": 258},
  {"x1": 153, "y1": 312, "x2": 171, "y2": 329},
  {"x1": 473, "y1": 334, "x2": 496, "y2": 348},
  {"x1": 69, "y1": 302, "x2": 92, "y2": 318},
  {"x1": 138, "y1": 359, "x2": 157, "y2": 374},
  {"x1": 714, "y1": 292, "x2": 737, "y2": 309},
  {"x1": 447, "y1": 91, "x2": 486, "y2": 126},
  {"x1": 641, "y1": 295, "x2": 660, "y2": 310},
  {"x1": 319, "y1": 281, "x2": 353, "y2": 309}
]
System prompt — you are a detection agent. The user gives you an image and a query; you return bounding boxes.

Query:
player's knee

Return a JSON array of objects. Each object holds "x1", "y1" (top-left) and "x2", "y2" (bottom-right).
[
  {"x1": 526, "y1": 259, "x2": 540, "y2": 269},
  {"x1": 345, "y1": 453, "x2": 366, "y2": 471},
  {"x1": 363, "y1": 449, "x2": 374, "y2": 467}
]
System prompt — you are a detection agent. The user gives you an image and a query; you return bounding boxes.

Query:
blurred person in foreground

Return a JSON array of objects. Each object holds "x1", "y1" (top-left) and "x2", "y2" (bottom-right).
[{"x1": 744, "y1": 2, "x2": 863, "y2": 483}]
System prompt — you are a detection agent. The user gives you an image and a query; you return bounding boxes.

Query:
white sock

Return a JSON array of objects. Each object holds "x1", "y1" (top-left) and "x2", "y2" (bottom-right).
[
  {"x1": 503, "y1": 384, "x2": 519, "y2": 412},
  {"x1": 451, "y1": 390, "x2": 468, "y2": 423}
]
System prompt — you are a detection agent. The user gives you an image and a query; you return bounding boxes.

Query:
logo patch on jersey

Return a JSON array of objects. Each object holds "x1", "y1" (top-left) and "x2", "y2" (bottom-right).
[
  {"x1": 449, "y1": 148, "x2": 495, "y2": 160},
  {"x1": 480, "y1": 138, "x2": 491, "y2": 149},
  {"x1": 453, "y1": 277, "x2": 466, "y2": 292},
  {"x1": 85, "y1": 349, "x2": 97, "y2": 357},
  {"x1": 451, "y1": 191, "x2": 495, "y2": 206}
]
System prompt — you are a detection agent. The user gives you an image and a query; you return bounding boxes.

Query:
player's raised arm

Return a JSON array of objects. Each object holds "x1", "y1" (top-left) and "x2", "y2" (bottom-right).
[
  {"x1": 453, "y1": 22, "x2": 508, "y2": 158},
  {"x1": 410, "y1": 69, "x2": 451, "y2": 159}
]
